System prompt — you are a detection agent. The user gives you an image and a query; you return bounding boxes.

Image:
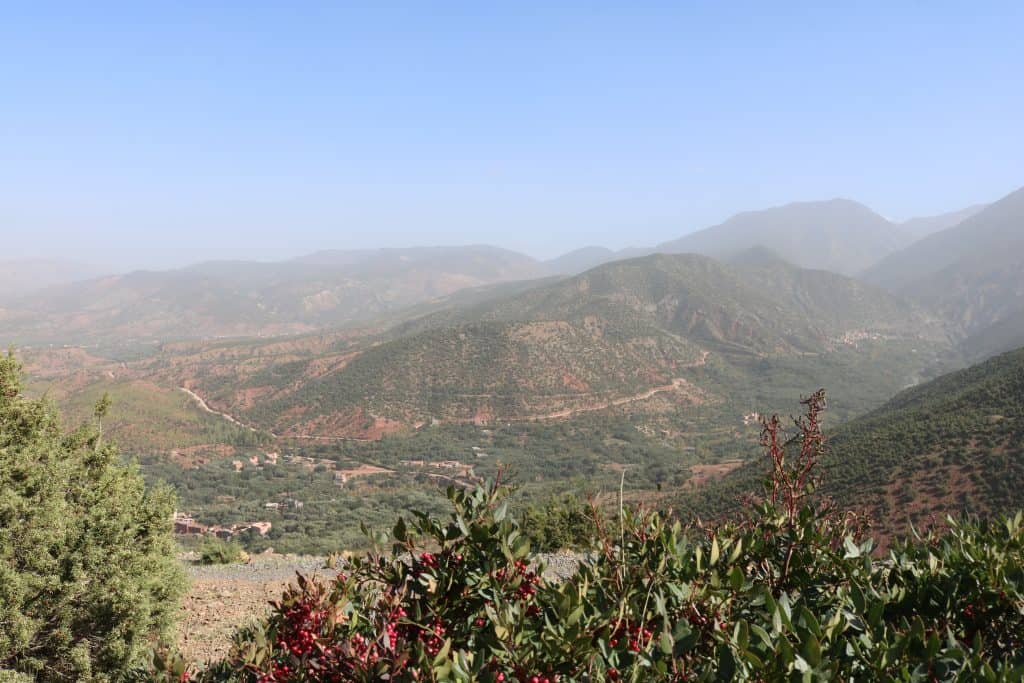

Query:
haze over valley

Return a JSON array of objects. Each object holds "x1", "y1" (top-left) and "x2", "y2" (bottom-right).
[
  {"x1": 3, "y1": 4, "x2": 1024, "y2": 678},
  {"x1": 5, "y1": 182, "x2": 1023, "y2": 557}
]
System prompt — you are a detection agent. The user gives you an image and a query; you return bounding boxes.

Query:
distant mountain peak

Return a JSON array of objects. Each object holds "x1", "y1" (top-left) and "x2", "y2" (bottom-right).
[{"x1": 655, "y1": 197, "x2": 903, "y2": 275}]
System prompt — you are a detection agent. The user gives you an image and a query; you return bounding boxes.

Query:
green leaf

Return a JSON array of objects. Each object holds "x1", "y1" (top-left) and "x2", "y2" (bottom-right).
[
  {"x1": 729, "y1": 537, "x2": 743, "y2": 564},
  {"x1": 729, "y1": 565, "x2": 744, "y2": 591},
  {"x1": 798, "y1": 606, "x2": 821, "y2": 638},
  {"x1": 433, "y1": 661, "x2": 452, "y2": 679},
  {"x1": 432, "y1": 638, "x2": 452, "y2": 666},
  {"x1": 513, "y1": 534, "x2": 531, "y2": 559},
  {"x1": 750, "y1": 623, "x2": 773, "y2": 648},
  {"x1": 716, "y1": 643, "x2": 737, "y2": 681},
  {"x1": 660, "y1": 631, "x2": 674, "y2": 655},
  {"x1": 735, "y1": 619, "x2": 749, "y2": 650},
  {"x1": 710, "y1": 537, "x2": 720, "y2": 566},
  {"x1": 801, "y1": 634, "x2": 821, "y2": 667}
]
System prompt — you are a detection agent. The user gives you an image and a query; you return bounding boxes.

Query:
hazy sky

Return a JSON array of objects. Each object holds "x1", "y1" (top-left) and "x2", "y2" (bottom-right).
[{"x1": 2, "y1": 2, "x2": 1022, "y2": 270}]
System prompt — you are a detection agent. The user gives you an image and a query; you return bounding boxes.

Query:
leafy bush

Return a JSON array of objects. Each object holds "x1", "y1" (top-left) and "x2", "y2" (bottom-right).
[
  {"x1": 0, "y1": 352, "x2": 187, "y2": 680},
  {"x1": 161, "y1": 391, "x2": 1024, "y2": 681},
  {"x1": 520, "y1": 495, "x2": 597, "y2": 552},
  {"x1": 199, "y1": 538, "x2": 249, "y2": 565}
]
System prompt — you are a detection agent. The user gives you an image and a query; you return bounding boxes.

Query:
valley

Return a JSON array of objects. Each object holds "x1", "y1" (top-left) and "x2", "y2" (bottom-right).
[
  {"x1": 5, "y1": 187, "x2": 1023, "y2": 556},
  {"x1": 9, "y1": 247, "x2": 956, "y2": 555},
  {"x1": 7, "y1": 8, "x2": 1024, "y2": 678}
]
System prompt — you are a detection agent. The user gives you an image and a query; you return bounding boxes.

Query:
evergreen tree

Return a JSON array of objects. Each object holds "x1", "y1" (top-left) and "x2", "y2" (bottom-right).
[{"x1": 0, "y1": 352, "x2": 186, "y2": 680}]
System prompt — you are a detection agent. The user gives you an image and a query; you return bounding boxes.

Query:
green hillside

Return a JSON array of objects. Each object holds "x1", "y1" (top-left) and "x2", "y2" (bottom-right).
[
  {"x1": 398, "y1": 252, "x2": 940, "y2": 350},
  {"x1": 687, "y1": 347, "x2": 1024, "y2": 537},
  {"x1": 217, "y1": 252, "x2": 946, "y2": 437}
]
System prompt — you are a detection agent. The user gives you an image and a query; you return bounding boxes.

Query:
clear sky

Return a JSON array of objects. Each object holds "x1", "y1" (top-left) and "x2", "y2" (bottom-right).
[{"x1": 2, "y1": 1, "x2": 1022, "y2": 269}]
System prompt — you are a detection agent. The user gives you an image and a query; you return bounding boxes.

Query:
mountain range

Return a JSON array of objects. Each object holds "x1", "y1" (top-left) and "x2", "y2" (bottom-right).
[
  {"x1": 0, "y1": 246, "x2": 548, "y2": 345},
  {"x1": 0, "y1": 192, "x2": 1005, "y2": 347},
  {"x1": 546, "y1": 199, "x2": 989, "y2": 277},
  {"x1": 657, "y1": 198, "x2": 909, "y2": 275},
  {"x1": 154, "y1": 250, "x2": 943, "y2": 440},
  {"x1": 11, "y1": 183, "x2": 1022, "y2": 555}
]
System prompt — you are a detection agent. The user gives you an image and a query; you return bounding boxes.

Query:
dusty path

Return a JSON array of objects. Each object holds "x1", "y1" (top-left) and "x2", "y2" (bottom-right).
[
  {"x1": 282, "y1": 433, "x2": 374, "y2": 442},
  {"x1": 529, "y1": 351, "x2": 710, "y2": 420},
  {"x1": 537, "y1": 376, "x2": 695, "y2": 420},
  {"x1": 180, "y1": 386, "x2": 375, "y2": 442},
  {"x1": 177, "y1": 553, "x2": 583, "y2": 665},
  {"x1": 180, "y1": 351, "x2": 710, "y2": 441},
  {"x1": 439, "y1": 351, "x2": 711, "y2": 423},
  {"x1": 180, "y1": 386, "x2": 278, "y2": 437}
]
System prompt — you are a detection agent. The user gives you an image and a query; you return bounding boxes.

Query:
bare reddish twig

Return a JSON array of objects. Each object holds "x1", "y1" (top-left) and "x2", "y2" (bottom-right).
[{"x1": 760, "y1": 389, "x2": 826, "y2": 524}]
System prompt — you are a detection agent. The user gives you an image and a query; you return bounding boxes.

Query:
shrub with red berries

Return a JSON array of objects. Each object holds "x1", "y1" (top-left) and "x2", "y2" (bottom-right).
[{"x1": 159, "y1": 392, "x2": 1024, "y2": 681}]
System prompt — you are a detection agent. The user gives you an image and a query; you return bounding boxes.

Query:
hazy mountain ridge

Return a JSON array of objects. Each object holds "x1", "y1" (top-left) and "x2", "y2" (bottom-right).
[
  {"x1": 398, "y1": 251, "x2": 943, "y2": 348},
  {"x1": 0, "y1": 259, "x2": 110, "y2": 299},
  {"x1": 863, "y1": 186, "x2": 1024, "y2": 339},
  {"x1": 0, "y1": 246, "x2": 550, "y2": 345},
  {"x1": 953, "y1": 309, "x2": 1024, "y2": 366},
  {"x1": 897, "y1": 203, "x2": 988, "y2": 239},
  {"x1": 0, "y1": 195, "x2": 992, "y2": 345},
  {"x1": 543, "y1": 246, "x2": 653, "y2": 275},
  {"x1": 656, "y1": 199, "x2": 910, "y2": 275},
  {"x1": 542, "y1": 198, "x2": 984, "y2": 278},
  {"x1": 863, "y1": 187, "x2": 1024, "y2": 291},
  {"x1": 195, "y1": 252, "x2": 943, "y2": 438}
]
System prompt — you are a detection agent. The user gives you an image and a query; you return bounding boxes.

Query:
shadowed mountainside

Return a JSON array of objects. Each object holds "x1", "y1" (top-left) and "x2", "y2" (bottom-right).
[
  {"x1": 863, "y1": 186, "x2": 1024, "y2": 336},
  {"x1": 684, "y1": 346, "x2": 1024, "y2": 538}
]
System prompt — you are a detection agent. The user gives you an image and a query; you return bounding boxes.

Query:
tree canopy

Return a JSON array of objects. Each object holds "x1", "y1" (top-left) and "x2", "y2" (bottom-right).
[{"x1": 0, "y1": 352, "x2": 186, "y2": 681}]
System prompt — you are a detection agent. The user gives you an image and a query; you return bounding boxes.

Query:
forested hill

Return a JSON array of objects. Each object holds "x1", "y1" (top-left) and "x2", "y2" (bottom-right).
[
  {"x1": 396, "y1": 251, "x2": 939, "y2": 349},
  {"x1": 211, "y1": 251, "x2": 943, "y2": 437},
  {"x1": 686, "y1": 346, "x2": 1024, "y2": 536}
]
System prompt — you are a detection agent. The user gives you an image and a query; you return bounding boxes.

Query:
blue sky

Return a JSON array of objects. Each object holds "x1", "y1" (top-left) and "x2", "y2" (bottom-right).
[{"x1": 2, "y1": 2, "x2": 1022, "y2": 269}]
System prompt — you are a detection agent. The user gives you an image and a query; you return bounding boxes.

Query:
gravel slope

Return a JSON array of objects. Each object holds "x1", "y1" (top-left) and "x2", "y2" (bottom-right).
[{"x1": 177, "y1": 552, "x2": 583, "y2": 665}]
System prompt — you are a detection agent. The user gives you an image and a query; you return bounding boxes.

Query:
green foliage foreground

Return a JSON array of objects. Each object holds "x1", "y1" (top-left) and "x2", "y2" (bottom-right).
[
  {"x1": 157, "y1": 392, "x2": 1024, "y2": 682},
  {"x1": 0, "y1": 353, "x2": 186, "y2": 681}
]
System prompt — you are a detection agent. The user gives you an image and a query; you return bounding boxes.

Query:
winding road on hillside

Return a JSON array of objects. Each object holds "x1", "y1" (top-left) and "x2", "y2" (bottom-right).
[
  {"x1": 180, "y1": 350, "x2": 711, "y2": 439},
  {"x1": 179, "y1": 386, "x2": 277, "y2": 437},
  {"x1": 537, "y1": 376, "x2": 698, "y2": 420},
  {"x1": 180, "y1": 386, "x2": 372, "y2": 442}
]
